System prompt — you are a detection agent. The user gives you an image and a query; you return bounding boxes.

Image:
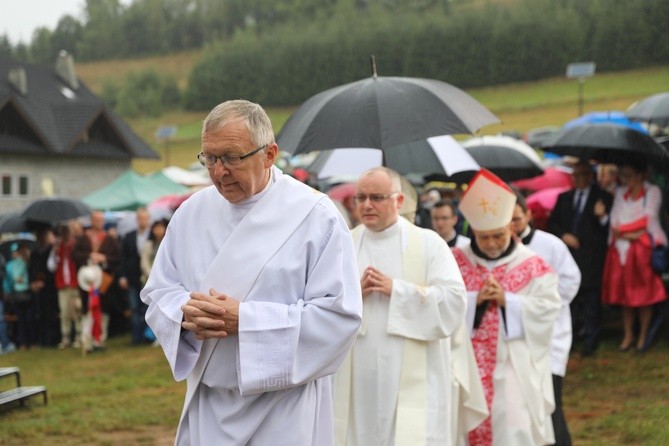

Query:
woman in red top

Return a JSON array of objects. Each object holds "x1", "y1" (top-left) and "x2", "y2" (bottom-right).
[{"x1": 49, "y1": 221, "x2": 83, "y2": 348}]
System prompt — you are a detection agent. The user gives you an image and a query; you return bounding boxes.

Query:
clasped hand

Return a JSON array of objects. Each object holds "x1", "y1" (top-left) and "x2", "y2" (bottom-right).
[
  {"x1": 361, "y1": 266, "x2": 393, "y2": 298},
  {"x1": 477, "y1": 276, "x2": 505, "y2": 307},
  {"x1": 181, "y1": 288, "x2": 239, "y2": 339}
]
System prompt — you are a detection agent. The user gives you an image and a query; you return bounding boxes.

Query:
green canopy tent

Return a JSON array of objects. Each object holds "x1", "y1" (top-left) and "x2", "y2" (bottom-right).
[{"x1": 82, "y1": 170, "x2": 189, "y2": 211}]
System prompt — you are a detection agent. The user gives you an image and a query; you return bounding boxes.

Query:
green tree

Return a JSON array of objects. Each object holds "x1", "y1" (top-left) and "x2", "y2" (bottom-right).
[
  {"x1": 50, "y1": 15, "x2": 84, "y2": 58},
  {"x1": 115, "y1": 69, "x2": 181, "y2": 117},
  {"x1": 0, "y1": 34, "x2": 12, "y2": 59},
  {"x1": 29, "y1": 27, "x2": 53, "y2": 63},
  {"x1": 77, "y1": 0, "x2": 125, "y2": 60}
]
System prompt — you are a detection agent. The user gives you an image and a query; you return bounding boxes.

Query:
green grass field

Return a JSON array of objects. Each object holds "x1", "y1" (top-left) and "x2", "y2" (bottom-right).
[{"x1": 1, "y1": 322, "x2": 667, "y2": 445}]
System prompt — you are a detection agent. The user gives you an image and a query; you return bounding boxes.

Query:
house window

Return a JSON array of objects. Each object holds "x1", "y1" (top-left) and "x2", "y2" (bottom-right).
[
  {"x1": 1, "y1": 174, "x2": 11, "y2": 196},
  {"x1": 0, "y1": 173, "x2": 30, "y2": 197},
  {"x1": 19, "y1": 175, "x2": 29, "y2": 195}
]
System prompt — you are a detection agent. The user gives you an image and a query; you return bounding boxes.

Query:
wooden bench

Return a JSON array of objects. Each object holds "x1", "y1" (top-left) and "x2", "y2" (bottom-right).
[
  {"x1": 0, "y1": 367, "x2": 21, "y2": 386},
  {"x1": 0, "y1": 367, "x2": 48, "y2": 409},
  {"x1": 0, "y1": 386, "x2": 48, "y2": 407}
]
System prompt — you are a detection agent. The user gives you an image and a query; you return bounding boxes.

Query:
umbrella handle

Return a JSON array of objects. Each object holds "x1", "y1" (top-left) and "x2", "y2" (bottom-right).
[{"x1": 370, "y1": 55, "x2": 377, "y2": 78}]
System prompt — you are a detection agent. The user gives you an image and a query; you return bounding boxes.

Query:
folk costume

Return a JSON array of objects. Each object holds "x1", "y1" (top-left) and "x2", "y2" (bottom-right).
[
  {"x1": 602, "y1": 182, "x2": 667, "y2": 307},
  {"x1": 141, "y1": 167, "x2": 362, "y2": 445},
  {"x1": 454, "y1": 170, "x2": 561, "y2": 446},
  {"x1": 334, "y1": 217, "x2": 467, "y2": 446}
]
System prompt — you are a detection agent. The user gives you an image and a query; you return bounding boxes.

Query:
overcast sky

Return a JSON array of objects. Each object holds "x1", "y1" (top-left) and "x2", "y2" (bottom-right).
[{"x1": 0, "y1": 0, "x2": 129, "y2": 45}]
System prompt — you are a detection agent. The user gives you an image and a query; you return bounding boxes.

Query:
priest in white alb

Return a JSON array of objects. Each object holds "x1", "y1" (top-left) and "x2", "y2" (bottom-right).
[
  {"x1": 452, "y1": 169, "x2": 561, "y2": 446},
  {"x1": 141, "y1": 100, "x2": 362, "y2": 445},
  {"x1": 334, "y1": 167, "x2": 467, "y2": 446}
]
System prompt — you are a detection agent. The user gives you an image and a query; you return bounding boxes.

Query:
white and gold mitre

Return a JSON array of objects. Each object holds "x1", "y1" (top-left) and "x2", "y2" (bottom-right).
[{"x1": 458, "y1": 169, "x2": 516, "y2": 231}]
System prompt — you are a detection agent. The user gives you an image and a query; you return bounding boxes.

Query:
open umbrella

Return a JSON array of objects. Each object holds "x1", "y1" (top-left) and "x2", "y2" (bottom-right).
[
  {"x1": 308, "y1": 148, "x2": 382, "y2": 180},
  {"x1": 20, "y1": 196, "x2": 92, "y2": 224},
  {"x1": 307, "y1": 135, "x2": 480, "y2": 183},
  {"x1": 525, "y1": 186, "x2": 570, "y2": 230},
  {"x1": 326, "y1": 183, "x2": 356, "y2": 202},
  {"x1": 564, "y1": 110, "x2": 648, "y2": 134},
  {"x1": 512, "y1": 166, "x2": 573, "y2": 192},
  {"x1": 461, "y1": 135, "x2": 544, "y2": 182},
  {"x1": 626, "y1": 92, "x2": 669, "y2": 127},
  {"x1": 277, "y1": 64, "x2": 499, "y2": 155},
  {"x1": 541, "y1": 123, "x2": 668, "y2": 165},
  {"x1": 0, "y1": 211, "x2": 29, "y2": 234},
  {"x1": 148, "y1": 191, "x2": 195, "y2": 214},
  {"x1": 0, "y1": 237, "x2": 37, "y2": 262}
]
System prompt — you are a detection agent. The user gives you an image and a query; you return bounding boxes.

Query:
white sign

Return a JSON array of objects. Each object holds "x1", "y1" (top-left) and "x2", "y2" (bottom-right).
[{"x1": 566, "y1": 62, "x2": 596, "y2": 79}]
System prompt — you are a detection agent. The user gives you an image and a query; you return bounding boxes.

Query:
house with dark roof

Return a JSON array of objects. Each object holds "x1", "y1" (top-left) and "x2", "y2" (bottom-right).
[{"x1": 0, "y1": 51, "x2": 159, "y2": 213}]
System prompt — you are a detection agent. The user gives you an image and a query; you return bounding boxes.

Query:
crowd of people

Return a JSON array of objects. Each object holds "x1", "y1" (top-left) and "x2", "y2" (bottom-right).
[
  {"x1": 2, "y1": 97, "x2": 667, "y2": 446},
  {"x1": 0, "y1": 209, "x2": 170, "y2": 355},
  {"x1": 136, "y1": 99, "x2": 669, "y2": 446}
]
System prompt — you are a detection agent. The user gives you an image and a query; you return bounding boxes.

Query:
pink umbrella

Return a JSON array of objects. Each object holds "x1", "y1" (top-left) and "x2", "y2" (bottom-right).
[
  {"x1": 525, "y1": 186, "x2": 570, "y2": 230},
  {"x1": 148, "y1": 191, "x2": 194, "y2": 213},
  {"x1": 512, "y1": 166, "x2": 573, "y2": 192},
  {"x1": 326, "y1": 183, "x2": 356, "y2": 202}
]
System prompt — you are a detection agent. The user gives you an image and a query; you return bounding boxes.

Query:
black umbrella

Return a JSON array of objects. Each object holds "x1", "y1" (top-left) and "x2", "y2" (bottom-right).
[
  {"x1": 540, "y1": 123, "x2": 669, "y2": 165},
  {"x1": 0, "y1": 211, "x2": 29, "y2": 234},
  {"x1": 461, "y1": 135, "x2": 544, "y2": 182},
  {"x1": 277, "y1": 63, "x2": 499, "y2": 155},
  {"x1": 626, "y1": 92, "x2": 669, "y2": 127},
  {"x1": 20, "y1": 196, "x2": 92, "y2": 224},
  {"x1": 0, "y1": 237, "x2": 37, "y2": 262}
]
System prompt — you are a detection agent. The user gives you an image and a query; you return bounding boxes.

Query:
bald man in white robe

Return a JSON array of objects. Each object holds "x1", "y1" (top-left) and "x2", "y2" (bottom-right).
[{"x1": 334, "y1": 167, "x2": 467, "y2": 446}]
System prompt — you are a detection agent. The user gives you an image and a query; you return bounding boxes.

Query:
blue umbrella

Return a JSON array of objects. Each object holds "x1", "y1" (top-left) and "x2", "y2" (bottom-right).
[{"x1": 564, "y1": 111, "x2": 648, "y2": 134}]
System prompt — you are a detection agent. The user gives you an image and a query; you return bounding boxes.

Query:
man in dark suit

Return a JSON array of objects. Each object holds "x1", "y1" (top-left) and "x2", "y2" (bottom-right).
[
  {"x1": 118, "y1": 208, "x2": 151, "y2": 345},
  {"x1": 547, "y1": 161, "x2": 613, "y2": 357}
]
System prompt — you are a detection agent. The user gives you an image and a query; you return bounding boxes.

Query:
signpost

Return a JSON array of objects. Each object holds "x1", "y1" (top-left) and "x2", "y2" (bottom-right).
[
  {"x1": 566, "y1": 62, "x2": 596, "y2": 117},
  {"x1": 155, "y1": 125, "x2": 178, "y2": 167}
]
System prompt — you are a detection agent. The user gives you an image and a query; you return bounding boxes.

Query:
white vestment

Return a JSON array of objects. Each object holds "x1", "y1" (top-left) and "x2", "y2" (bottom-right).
[
  {"x1": 141, "y1": 167, "x2": 362, "y2": 445},
  {"x1": 522, "y1": 228, "x2": 581, "y2": 376},
  {"x1": 447, "y1": 233, "x2": 471, "y2": 249},
  {"x1": 334, "y1": 218, "x2": 467, "y2": 446},
  {"x1": 449, "y1": 321, "x2": 489, "y2": 446},
  {"x1": 453, "y1": 243, "x2": 561, "y2": 446}
]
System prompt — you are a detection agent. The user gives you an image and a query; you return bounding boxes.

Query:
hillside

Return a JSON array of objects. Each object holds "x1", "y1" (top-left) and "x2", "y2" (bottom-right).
[{"x1": 74, "y1": 52, "x2": 669, "y2": 174}]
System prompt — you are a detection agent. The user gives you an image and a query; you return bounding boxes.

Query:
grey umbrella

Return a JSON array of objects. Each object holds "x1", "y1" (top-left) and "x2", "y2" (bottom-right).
[
  {"x1": 20, "y1": 196, "x2": 92, "y2": 224},
  {"x1": 0, "y1": 211, "x2": 29, "y2": 234},
  {"x1": 277, "y1": 63, "x2": 499, "y2": 156},
  {"x1": 626, "y1": 92, "x2": 669, "y2": 127}
]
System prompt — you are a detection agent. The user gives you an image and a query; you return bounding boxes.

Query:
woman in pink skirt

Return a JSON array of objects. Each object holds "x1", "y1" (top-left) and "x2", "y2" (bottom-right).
[{"x1": 601, "y1": 160, "x2": 667, "y2": 352}]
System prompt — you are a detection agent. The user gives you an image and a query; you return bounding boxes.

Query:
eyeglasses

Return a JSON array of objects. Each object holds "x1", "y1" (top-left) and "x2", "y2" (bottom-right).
[
  {"x1": 197, "y1": 144, "x2": 267, "y2": 168},
  {"x1": 354, "y1": 193, "x2": 398, "y2": 203}
]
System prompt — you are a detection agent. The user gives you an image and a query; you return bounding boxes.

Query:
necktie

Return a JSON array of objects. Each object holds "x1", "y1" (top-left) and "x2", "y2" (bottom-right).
[{"x1": 572, "y1": 190, "x2": 584, "y2": 232}]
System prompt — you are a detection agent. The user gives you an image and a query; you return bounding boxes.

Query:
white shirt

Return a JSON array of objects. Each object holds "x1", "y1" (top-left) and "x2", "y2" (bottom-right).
[{"x1": 521, "y1": 227, "x2": 581, "y2": 376}]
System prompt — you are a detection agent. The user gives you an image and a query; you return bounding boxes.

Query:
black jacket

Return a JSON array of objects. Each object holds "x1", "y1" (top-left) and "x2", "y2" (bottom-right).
[{"x1": 547, "y1": 184, "x2": 613, "y2": 289}]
